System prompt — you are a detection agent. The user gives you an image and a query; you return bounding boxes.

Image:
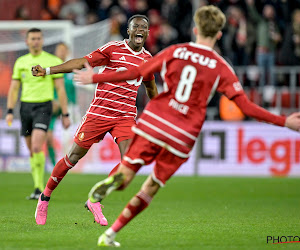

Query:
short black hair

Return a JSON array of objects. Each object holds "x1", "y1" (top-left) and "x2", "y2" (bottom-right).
[
  {"x1": 26, "y1": 28, "x2": 42, "y2": 37},
  {"x1": 127, "y1": 14, "x2": 149, "y2": 27}
]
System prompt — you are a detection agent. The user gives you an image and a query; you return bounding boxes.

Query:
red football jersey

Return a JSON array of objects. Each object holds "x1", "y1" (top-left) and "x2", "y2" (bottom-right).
[
  {"x1": 132, "y1": 42, "x2": 244, "y2": 158},
  {"x1": 84, "y1": 40, "x2": 154, "y2": 120}
]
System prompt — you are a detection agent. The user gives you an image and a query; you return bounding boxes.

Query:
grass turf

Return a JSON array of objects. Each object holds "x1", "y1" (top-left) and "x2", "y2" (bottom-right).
[{"x1": 0, "y1": 172, "x2": 299, "y2": 249}]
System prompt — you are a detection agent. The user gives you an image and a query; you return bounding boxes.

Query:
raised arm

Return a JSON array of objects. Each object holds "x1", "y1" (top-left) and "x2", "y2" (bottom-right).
[{"x1": 32, "y1": 57, "x2": 89, "y2": 77}]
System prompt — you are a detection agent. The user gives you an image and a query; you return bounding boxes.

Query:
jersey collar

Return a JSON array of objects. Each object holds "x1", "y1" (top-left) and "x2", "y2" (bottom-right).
[
  {"x1": 189, "y1": 42, "x2": 213, "y2": 51},
  {"x1": 123, "y1": 39, "x2": 144, "y2": 55}
]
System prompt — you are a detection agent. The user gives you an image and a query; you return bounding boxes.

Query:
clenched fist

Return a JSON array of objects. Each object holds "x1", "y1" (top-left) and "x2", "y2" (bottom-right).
[{"x1": 32, "y1": 65, "x2": 46, "y2": 76}]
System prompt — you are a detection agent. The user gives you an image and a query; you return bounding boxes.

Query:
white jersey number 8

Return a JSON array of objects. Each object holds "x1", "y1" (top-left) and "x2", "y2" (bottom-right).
[{"x1": 175, "y1": 65, "x2": 197, "y2": 103}]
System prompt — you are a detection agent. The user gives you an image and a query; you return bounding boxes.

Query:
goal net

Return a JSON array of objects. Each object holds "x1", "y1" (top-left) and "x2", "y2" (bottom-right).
[{"x1": 0, "y1": 19, "x2": 111, "y2": 119}]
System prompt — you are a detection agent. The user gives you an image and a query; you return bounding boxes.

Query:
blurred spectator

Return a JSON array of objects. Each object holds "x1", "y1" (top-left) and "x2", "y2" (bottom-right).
[
  {"x1": 98, "y1": 0, "x2": 114, "y2": 21},
  {"x1": 156, "y1": 21, "x2": 178, "y2": 52},
  {"x1": 134, "y1": 0, "x2": 148, "y2": 16},
  {"x1": 145, "y1": 9, "x2": 161, "y2": 55},
  {"x1": 15, "y1": 5, "x2": 30, "y2": 20},
  {"x1": 161, "y1": 0, "x2": 192, "y2": 43},
  {"x1": 246, "y1": 0, "x2": 282, "y2": 86},
  {"x1": 59, "y1": 0, "x2": 88, "y2": 25},
  {"x1": 223, "y1": 6, "x2": 248, "y2": 65},
  {"x1": 279, "y1": 9, "x2": 300, "y2": 65},
  {"x1": 41, "y1": 0, "x2": 62, "y2": 20},
  {"x1": 86, "y1": 11, "x2": 99, "y2": 24},
  {"x1": 117, "y1": 0, "x2": 133, "y2": 18},
  {"x1": 109, "y1": 6, "x2": 128, "y2": 40}
]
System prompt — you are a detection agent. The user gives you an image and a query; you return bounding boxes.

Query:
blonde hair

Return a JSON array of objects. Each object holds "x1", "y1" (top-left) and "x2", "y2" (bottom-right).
[{"x1": 194, "y1": 5, "x2": 226, "y2": 38}]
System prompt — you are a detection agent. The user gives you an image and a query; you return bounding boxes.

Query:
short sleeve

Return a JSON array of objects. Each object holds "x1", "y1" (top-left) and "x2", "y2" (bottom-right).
[
  {"x1": 84, "y1": 43, "x2": 111, "y2": 67},
  {"x1": 12, "y1": 58, "x2": 21, "y2": 80},
  {"x1": 217, "y1": 65, "x2": 244, "y2": 100}
]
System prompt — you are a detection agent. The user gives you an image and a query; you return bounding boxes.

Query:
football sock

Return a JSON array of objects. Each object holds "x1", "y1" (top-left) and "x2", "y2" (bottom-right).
[
  {"x1": 108, "y1": 163, "x2": 120, "y2": 177},
  {"x1": 43, "y1": 155, "x2": 74, "y2": 197},
  {"x1": 29, "y1": 156, "x2": 38, "y2": 189},
  {"x1": 32, "y1": 152, "x2": 45, "y2": 191},
  {"x1": 111, "y1": 191, "x2": 152, "y2": 233},
  {"x1": 48, "y1": 145, "x2": 56, "y2": 166},
  {"x1": 105, "y1": 227, "x2": 117, "y2": 239}
]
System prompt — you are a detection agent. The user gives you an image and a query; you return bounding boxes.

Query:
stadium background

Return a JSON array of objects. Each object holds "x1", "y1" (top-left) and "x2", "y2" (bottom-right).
[{"x1": 0, "y1": 0, "x2": 300, "y2": 177}]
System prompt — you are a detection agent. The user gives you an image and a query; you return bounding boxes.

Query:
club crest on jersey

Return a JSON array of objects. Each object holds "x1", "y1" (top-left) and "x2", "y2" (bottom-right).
[
  {"x1": 78, "y1": 132, "x2": 85, "y2": 141},
  {"x1": 173, "y1": 47, "x2": 217, "y2": 69}
]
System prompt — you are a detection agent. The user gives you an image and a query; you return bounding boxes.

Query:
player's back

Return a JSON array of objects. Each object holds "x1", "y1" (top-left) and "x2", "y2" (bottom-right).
[{"x1": 134, "y1": 42, "x2": 240, "y2": 158}]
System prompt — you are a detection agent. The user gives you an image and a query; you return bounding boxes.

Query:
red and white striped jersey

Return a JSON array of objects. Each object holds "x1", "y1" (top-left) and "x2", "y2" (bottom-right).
[
  {"x1": 84, "y1": 40, "x2": 154, "y2": 120},
  {"x1": 132, "y1": 42, "x2": 244, "y2": 158}
]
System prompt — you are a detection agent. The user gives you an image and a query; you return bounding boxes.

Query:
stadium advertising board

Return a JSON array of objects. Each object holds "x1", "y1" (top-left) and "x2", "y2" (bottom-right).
[{"x1": 0, "y1": 120, "x2": 299, "y2": 176}]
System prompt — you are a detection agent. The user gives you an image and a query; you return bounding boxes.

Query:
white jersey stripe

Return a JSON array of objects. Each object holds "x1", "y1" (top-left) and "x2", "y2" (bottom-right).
[
  {"x1": 90, "y1": 104, "x2": 136, "y2": 115},
  {"x1": 99, "y1": 41, "x2": 123, "y2": 52},
  {"x1": 143, "y1": 110, "x2": 197, "y2": 140},
  {"x1": 94, "y1": 97, "x2": 136, "y2": 108},
  {"x1": 207, "y1": 75, "x2": 220, "y2": 104},
  {"x1": 123, "y1": 156, "x2": 145, "y2": 165},
  {"x1": 110, "y1": 60, "x2": 139, "y2": 67},
  {"x1": 103, "y1": 82, "x2": 137, "y2": 93},
  {"x1": 132, "y1": 127, "x2": 189, "y2": 158},
  {"x1": 96, "y1": 89, "x2": 136, "y2": 100},
  {"x1": 112, "y1": 52, "x2": 145, "y2": 60},
  {"x1": 139, "y1": 119, "x2": 189, "y2": 147},
  {"x1": 87, "y1": 112, "x2": 135, "y2": 119}
]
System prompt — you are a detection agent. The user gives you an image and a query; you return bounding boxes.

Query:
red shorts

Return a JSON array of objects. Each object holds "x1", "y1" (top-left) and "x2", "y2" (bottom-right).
[
  {"x1": 121, "y1": 134, "x2": 188, "y2": 186},
  {"x1": 74, "y1": 115, "x2": 135, "y2": 149}
]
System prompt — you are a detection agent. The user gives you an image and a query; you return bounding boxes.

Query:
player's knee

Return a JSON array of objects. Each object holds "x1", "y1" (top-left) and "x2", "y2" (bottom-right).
[{"x1": 31, "y1": 145, "x2": 42, "y2": 153}]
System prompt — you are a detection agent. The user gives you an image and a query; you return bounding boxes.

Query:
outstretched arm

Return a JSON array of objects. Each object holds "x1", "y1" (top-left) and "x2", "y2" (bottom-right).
[
  {"x1": 73, "y1": 62, "x2": 141, "y2": 84},
  {"x1": 233, "y1": 93, "x2": 300, "y2": 131},
  {"x1": 32, "y1": 58, "x2": 89, "y2": 76}
]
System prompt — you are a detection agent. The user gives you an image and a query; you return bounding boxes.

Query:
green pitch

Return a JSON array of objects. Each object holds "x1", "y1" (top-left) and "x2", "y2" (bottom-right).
[{"x1": 0, "y1": 172, "x2": 299, "y2": 249}]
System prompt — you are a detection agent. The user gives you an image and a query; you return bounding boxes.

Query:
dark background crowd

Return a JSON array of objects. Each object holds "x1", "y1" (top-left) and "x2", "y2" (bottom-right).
[{"x1": 1, "y1": 0, "x2": 300, "y2": 67}]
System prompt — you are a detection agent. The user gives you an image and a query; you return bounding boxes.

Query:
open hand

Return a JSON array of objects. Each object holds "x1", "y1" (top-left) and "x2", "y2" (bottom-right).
[
  {"x1": 285, "y1": 112, "x2": 300, "y2": 132},
  {"x1": 73, "y1": 62, "x2": 94, "y2": 84}
]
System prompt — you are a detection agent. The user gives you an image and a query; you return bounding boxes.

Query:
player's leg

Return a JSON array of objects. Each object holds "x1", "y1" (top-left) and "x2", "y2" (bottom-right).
[
  {"x1": 31, "y1": 129, "x2": 48, "y2": 192},
  {"x1": 24, "y1": 135, "x2": 40, "y2": 199},
  {"x1": 107, "y1": 139, "x2": 132, "y2": 177},
  {"x1": 98, "y1": 149, "x2": 188, "y2": 246},
  {"x1": 20, "y1": 102, "x2": 41, "y2": 199},
  {"x1": 36, "y1": 116, "x2": 108, "y2": 225},
  {"x1": 108, "y1": 119, "x2": 134, "y2": 177},
  {"x1": 35, "y1": 142, "x2": 89, "y2": 225},
  {"x1": 98, "y1": 175, "x2": 160, "y2": 247},
  {"x1": 88, "y1": 134, "x2": 154, "y2": 203}
]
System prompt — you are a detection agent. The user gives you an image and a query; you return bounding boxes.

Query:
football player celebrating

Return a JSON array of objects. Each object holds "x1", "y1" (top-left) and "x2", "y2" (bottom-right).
[
  {"x1": 33, "y1": 15, "x2": 158, "y2": 226},
  {"x1": 74, "y1": 5, "x2": 300, "y2": 247}
]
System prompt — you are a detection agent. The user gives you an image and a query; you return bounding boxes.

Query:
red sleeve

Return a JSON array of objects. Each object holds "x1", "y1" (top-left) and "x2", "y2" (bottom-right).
[
  {"x1": 92, "y1": 46, "x2": 172, "y2": 83},
  {"x1": 84, "y1": 43, "x2": 112, "y2": 67},
  {"x1": 217, "y1": 64, "x2": 244, "y2": 100},
  {"x1": 233, "y1": 93, "x2": 286, "y2": 126}
]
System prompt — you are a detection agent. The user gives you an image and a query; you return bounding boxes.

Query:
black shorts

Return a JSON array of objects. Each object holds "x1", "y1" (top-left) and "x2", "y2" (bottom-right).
[{"x1": 20, "y1": 101, "x2": 52, "y2": 136}]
